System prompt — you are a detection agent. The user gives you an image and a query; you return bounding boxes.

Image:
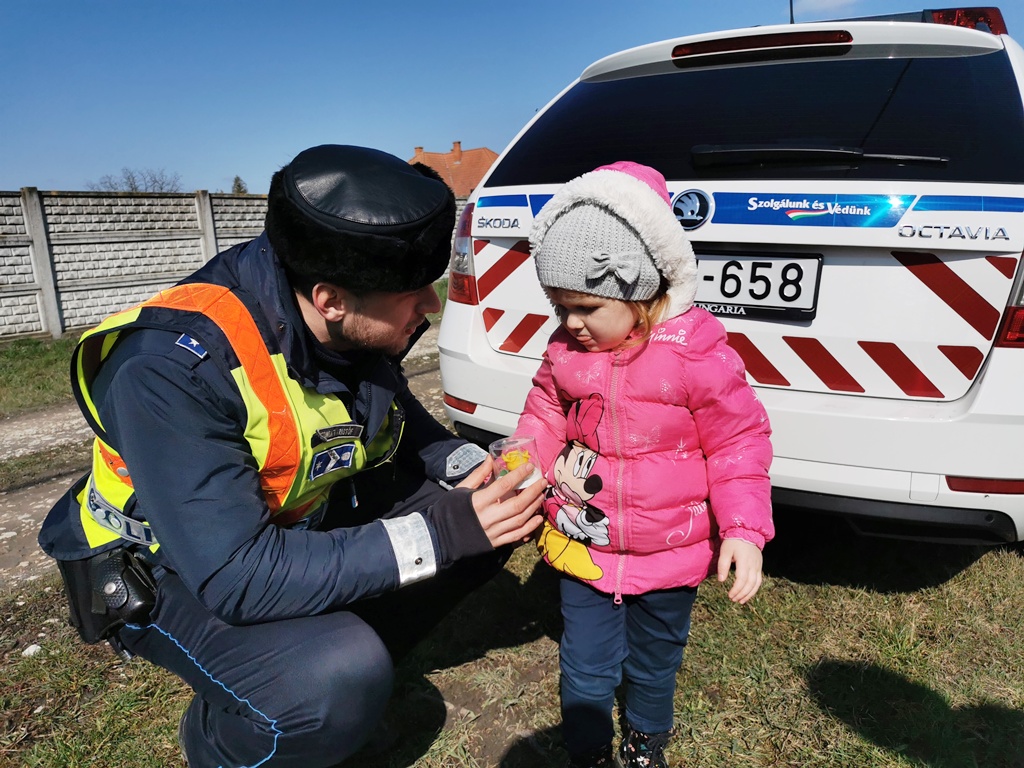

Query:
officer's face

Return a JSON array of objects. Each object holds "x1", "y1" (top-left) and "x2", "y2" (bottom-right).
[{"x1": 328, "y1": 282, "x2": 441, "y2": 355}]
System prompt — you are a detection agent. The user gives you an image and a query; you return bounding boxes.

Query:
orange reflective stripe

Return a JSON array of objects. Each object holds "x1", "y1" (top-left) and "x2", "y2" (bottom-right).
[
  {"x1": 98, "y1": 441, "x2": 134, "y2": 489},
  {"x1": 138, "y1": 284, "x2": 300, "y2": 510}
]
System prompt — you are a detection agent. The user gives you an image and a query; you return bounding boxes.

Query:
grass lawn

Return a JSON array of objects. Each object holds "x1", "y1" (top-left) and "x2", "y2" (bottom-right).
[
  {"x1": 0, "y1": 335, "x2": 80, "y2": 419},
  {"x1": 3, "y1": 523, "x2": 1023, "y2": 767}
]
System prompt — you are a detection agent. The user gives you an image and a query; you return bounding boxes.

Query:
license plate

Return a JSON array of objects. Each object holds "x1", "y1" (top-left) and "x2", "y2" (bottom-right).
[{"x1": 694, "y1": 253, "x2": 822, "y2": 321}]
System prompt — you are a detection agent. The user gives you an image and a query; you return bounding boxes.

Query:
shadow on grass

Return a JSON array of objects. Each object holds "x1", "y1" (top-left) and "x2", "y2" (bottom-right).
[
  {"x1": 763, "y1": 505, "x2": 990, "y2": 593},
  {"x1": 500, "y1": 725, "x2": 565, "y2": 767},
  {"x1": 806, "y1": 659, "x2": 1024, "y2": 768},
  {"x1": 401, "y1": 558, "x2": 562, "y2": 673},
  {"x1": 352, "y1": 560, "x2": 564, "y2": 767},
  {"x1": 355, "y1": 675, "x2": 449, "y2": 768}
]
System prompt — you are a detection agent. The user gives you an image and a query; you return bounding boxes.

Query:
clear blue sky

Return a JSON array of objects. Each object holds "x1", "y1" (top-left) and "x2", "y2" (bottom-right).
[{"x1": 4, "y1": 0, "x2": 1021, "y2": 193}]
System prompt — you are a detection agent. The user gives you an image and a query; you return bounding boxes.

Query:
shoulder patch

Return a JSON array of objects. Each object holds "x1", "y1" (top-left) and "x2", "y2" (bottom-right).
[
  {"x1": 175, "y1": 334, "x2": 209, "y2": 360},
  {"x1": 310, "y1": 445, "x2": 356, "y2": 481}
]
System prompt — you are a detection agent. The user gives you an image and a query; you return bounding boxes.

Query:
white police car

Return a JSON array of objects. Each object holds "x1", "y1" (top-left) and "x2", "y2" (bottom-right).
[{"x1": 439, "y1": 8, "x2": 1024, "y2": 544}]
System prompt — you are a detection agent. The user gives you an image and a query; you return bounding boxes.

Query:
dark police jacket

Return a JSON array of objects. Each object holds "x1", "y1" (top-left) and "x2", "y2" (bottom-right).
[{"x1": 39, "y1": 234, "x2": 488, "y2": 625}]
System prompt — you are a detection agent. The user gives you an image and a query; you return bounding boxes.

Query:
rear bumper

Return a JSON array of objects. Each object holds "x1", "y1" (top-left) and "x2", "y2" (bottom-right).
[
  {"x1": 774, "y1": 488, "x2": 1018, "y2": 545},
  {"x1": 761, "y1": 346, "x2": 1024, "y2": 542}
]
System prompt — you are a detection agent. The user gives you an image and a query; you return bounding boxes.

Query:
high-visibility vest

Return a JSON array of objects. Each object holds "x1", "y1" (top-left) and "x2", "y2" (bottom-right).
[{"x1": 71, "y1": 282, "x2": 402, "y2": 552}]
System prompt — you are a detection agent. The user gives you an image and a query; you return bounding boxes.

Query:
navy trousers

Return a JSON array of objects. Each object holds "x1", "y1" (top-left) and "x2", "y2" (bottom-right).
[
  {"x1": 120, "y1": 467, "x2": 507, "y2": 768},
  {"x1": 559, "y1": 576, "x2": 697, "y2": 758}
]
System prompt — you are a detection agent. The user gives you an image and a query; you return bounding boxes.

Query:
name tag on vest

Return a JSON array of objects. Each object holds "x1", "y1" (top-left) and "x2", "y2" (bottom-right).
[{"x1": 312, "y1": 423, "x2": 364, "y2": 447}]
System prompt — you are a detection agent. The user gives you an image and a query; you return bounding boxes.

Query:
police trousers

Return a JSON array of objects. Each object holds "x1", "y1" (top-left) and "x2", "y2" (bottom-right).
[{"x1": 119, "y1": 468, "x2": 507, "y2": 768}]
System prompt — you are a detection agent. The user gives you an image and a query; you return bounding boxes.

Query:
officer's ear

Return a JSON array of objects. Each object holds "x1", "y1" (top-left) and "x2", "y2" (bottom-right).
[{"x1": 309, "y1": 282, "x2": 354, "y2": 323}]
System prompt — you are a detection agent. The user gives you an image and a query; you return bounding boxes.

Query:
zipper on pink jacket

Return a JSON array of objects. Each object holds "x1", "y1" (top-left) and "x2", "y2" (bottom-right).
[{"x1": 610, "y1": 350, "x2": 626, "y2": 605}]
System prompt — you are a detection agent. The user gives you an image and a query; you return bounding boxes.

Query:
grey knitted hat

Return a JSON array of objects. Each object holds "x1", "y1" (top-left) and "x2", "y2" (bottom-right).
[{"x1": 531, "y1": 161, "x2": 697, "y2": 316}]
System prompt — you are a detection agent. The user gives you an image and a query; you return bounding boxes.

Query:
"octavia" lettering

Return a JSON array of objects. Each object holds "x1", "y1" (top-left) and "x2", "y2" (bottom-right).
[{"x1": 898, "y1": 225, "x2": 1009, "y2": 240}]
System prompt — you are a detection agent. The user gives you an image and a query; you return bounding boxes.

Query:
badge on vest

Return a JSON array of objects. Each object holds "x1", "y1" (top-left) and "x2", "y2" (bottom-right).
[
  {"x1": 175, "y1": 334, "x2": 208, "y2": 359},
  {"x1": 310, "y1": 444, "x2": 356, "y2": 481},
  {"x1": 311, "y1": 423, "x2": 364, "y2": 447}
]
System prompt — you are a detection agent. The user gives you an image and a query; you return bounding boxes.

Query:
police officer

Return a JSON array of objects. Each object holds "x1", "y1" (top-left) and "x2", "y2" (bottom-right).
[{"x1": 39, "y1": 145, "x2": 545, "y2": 767}]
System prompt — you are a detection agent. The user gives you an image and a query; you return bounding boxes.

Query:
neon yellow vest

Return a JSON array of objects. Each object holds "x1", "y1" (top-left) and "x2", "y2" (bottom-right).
[{"x1": 71, "y1": 283, "x2": 402, "y2": 551}]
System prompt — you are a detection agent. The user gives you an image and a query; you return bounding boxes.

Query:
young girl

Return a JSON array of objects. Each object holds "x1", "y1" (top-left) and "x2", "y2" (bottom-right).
[{"x1": 514, "y1": 162, "x2": 773, "y2": 768}]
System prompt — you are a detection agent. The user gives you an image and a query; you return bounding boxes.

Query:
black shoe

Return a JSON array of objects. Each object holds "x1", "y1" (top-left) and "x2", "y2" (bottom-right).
[
  {"x1": 616, "y1": 725, "x2": 671, "y2": 768},
  {"x1": 568, "y1": 743, "x2": 616, "y2": 767}
]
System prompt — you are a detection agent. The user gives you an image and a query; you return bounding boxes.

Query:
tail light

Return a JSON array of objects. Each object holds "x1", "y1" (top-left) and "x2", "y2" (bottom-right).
[
  {"x1": 448, "y1": 203, "x2": 479, "y2": 305},
  {"x1": 995, "y1": 306, "x2": 1024, "y2": 347},
  {"x1": 930, "y1": 8, "x2": 1007, "y2": 35},
  {"x1": 994, "y1": 251, "x2": 1024, "y2": 347},
  {"x1": 946, "y1": 476, "x2": 1024, "y2": 494},
  {"x1": 672, "y1": 30, "x2": 853, "y2": 59},
  {"x1": 671, "y1": 30, "x2": 853, "y2": 67},
  {"x1": 443, "y1": 393, "x2": 477, "y2": 414}
]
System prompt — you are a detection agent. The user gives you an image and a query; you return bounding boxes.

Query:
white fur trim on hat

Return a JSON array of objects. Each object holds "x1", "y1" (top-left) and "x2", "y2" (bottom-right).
[{"x1": 530, "y1": 167, "x2": 697, "y2": 317}]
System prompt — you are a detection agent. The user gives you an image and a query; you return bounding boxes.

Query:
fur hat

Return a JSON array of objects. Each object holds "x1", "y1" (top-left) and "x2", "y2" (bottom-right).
[
  {"x1": 531, "y1": 161, "x2": 697, "y2": 316},
  {"x1": 265, "y1": 144, "x2": 456, "y2": 294}
]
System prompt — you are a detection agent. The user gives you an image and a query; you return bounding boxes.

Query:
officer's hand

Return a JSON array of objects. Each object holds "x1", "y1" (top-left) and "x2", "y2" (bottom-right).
[{"x1": 469, "y1": 463, "x2": 545, "y2": 549}]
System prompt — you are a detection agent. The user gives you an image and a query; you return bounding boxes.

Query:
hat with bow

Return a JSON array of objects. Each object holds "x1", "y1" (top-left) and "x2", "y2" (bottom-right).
[{"x1": 530, "y1": 161, "x2": 697, "y2": 316}]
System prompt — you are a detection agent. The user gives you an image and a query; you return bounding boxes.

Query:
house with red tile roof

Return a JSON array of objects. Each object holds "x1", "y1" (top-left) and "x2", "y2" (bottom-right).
[{"x1": 409, "y1": 142, "x2": 498, "y2": 200}]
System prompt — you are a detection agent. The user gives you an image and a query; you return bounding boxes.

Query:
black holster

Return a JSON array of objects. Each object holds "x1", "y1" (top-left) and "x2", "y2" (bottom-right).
[{"x1": 56, "y1": 547, "x2": 157, "y2": 645}]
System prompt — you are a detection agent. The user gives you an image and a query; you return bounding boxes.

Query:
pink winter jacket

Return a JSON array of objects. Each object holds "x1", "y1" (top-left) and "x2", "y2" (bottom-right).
[{"x1": 516, "y1": 307, "x2": 773, "y2": 598}]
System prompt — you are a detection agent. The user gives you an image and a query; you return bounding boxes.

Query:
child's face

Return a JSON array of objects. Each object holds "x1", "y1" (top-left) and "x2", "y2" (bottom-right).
[{"x1": 547, "y1": 287, "x2": 638, "y2": 352}]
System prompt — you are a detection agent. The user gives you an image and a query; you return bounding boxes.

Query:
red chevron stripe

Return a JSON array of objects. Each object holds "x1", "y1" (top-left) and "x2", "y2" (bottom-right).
[
  {"x1": 499, "y1": 313, "x2": 548, "y2": 353},
  {"x1": 860, "y1": 341, "x2": 943, "y2": 398},
  {"x1": 987, "y1": 255, "x2": 1018, "y2": 279},
  {"x1": 784, "y1": 336, "x2": 864, "y2": 392},
  {"x1": 938, "y1": 345, "x2": 984, "y2": 379},
  {"x1": 476, "y1": 240, "x2": 531, "y2": 301},
  {"x1": 482, "y1": 307, "x2": 505, "y2": 331},
  {"x1": 726, "y1": 333, "x2": 790, "y2": 386},
  {"x1": 894, "y1": 252, "x2": 1000, "y2": 340}
]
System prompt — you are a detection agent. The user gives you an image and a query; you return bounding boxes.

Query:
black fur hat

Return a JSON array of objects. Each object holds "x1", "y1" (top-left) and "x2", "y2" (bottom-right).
[{"x1": 266, "y1": 144, "x2": 456, "y2": 295}]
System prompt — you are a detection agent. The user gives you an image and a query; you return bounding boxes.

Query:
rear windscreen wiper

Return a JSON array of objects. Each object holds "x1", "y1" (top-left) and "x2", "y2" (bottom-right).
[{"x1": 691, "y1": 144, "x2": 948, "y2": 168}]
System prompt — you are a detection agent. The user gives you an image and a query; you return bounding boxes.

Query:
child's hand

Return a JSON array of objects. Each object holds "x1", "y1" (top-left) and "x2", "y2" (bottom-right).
[{"x1": 717, "y1": 538, "x2": 763, "y2": 604}]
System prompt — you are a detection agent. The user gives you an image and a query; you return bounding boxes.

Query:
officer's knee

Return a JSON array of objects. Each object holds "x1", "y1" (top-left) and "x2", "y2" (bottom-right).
[{"x1": 305, "y1": 622, "x2": 394, "y2": 758}]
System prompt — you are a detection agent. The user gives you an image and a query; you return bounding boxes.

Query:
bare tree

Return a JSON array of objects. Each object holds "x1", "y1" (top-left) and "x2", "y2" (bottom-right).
[
  {"x1": 87, "y1": 168, "x2": 183, "y2": 193},
  {"x1": 231, "y1": 176, "x2": 249, "y2": 195}
]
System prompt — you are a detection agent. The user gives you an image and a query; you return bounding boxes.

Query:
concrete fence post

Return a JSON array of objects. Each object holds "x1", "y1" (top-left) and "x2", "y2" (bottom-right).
[
  {"x1": 20, "y1": 187, "x2": 63, "y2": 339},
  {"x1": 195, "y1": 190, "x2": 218, "y2": 263}
]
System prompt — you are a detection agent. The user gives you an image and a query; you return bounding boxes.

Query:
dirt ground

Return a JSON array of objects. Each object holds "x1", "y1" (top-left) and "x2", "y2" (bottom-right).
[{"x1": 0, "y1": 326, "x2": 449, "y2": 593}]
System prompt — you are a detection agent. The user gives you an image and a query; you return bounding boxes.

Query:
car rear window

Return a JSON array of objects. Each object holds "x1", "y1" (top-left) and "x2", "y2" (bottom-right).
[{"x1": 486, "y1": 49, "x2": 1024, "y2": 186}]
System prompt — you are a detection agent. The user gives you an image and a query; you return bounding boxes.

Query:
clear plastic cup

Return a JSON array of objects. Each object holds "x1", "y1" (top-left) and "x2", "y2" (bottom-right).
[{"x1": 488, "y1": 436, "x2": 542, "y2": 490}]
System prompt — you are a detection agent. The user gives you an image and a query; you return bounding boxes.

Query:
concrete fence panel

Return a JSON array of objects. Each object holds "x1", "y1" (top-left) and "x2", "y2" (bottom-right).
[
  {"x1": 0, "y1": 188, "x2": 463, "y2": 342},
  {"x1": 0, "y1": 189, "x2": 267, "y2": 340}
]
